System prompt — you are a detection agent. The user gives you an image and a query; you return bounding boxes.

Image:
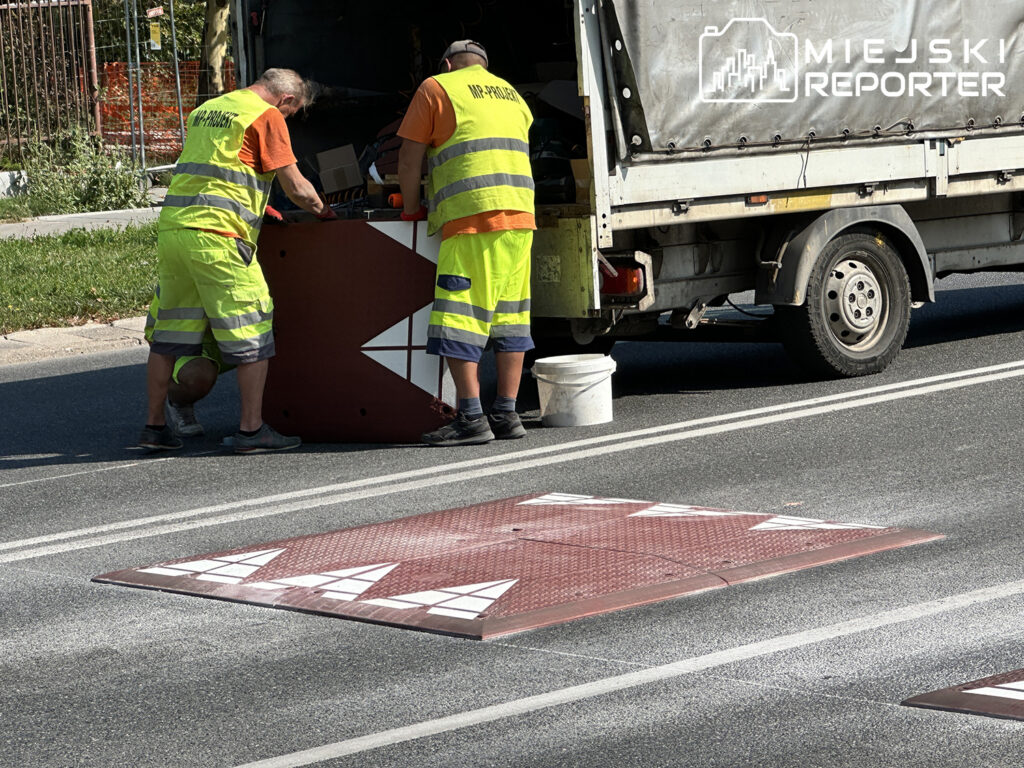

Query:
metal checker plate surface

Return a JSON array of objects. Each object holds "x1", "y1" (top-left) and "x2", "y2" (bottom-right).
[
  {"x1": 93, "y1": 492, "x2": 943, "y2": 639},
  {"x1": 903, "y1": 668, "x2": 1024, "y2": 721},
  {"x1": 541, "y1": 517, "x2": 889, "y2": 576}
]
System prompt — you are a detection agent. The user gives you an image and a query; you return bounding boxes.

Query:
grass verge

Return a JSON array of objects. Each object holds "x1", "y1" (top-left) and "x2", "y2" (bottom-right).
[
  {"x1": 0, "y1": 196, "x2": 31, "y2": 223},
  {"x1": 0, "y1": 223, "x2": 158, "y2": 334}
]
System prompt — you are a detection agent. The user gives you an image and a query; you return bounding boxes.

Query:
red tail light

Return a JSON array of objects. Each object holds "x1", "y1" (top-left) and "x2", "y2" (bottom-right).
[{"x1": 601, "y1": 266, "x2": 645, "y2": 297}]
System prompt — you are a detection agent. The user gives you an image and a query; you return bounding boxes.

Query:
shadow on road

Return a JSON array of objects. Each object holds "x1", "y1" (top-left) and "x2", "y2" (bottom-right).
[
  {"x1": 580, "y1": 282, "x2": 1024, "y2": 400},
  {"x1": 0, "y1": 357, "x2": 430, "y2": 472},
  {"x1": 904, "y1": 283, "x2": 1024, "y2": 349},
  {"x1": 0, "y1": 362, "x2": 241, "y2": 470},
  {"x1": 1, "y1": 283, "x2": 1020, "y2": 469}
]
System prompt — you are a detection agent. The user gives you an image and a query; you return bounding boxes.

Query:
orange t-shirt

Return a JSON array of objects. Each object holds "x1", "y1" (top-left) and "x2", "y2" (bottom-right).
[
  {"x1": 239, "y1": 106, "x2": 297, "y2": 174},
  {"x1": 397, "y1": 77, "x2": 535, "y2": 239},
  {"x1": 203, "y1": 104, "x2": 296, "y2": 239}
]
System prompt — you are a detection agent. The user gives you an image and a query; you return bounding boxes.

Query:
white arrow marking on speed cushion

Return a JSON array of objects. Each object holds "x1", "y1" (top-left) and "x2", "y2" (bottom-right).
[
  {"x1": 630, "y1": 502, "x2": 754, "y2": 518},
  {"x1": 361, "y1": 304, "x2": 446, "y2": 398},
  {"x1": 749, "y1": 515, "x2": 886, "y2": 531},
  {"x1": 363, "y1": 578, "x2": 518, "y2": 620},
  {"x1": 138, "y1": 547, "x2": 285, "y2": 584},
  {"x1": 962, "y1": 681, "x2": 1024, "y2": 701},
  {"x1": 517, "y1": 493, "x2": 647, "y2": 506},
  {"x1": 246, "y1": 562, "x2": 399, "y2": 601},
  {"x1": 368, "y1": 221, "x2": 439, "y2": 264}
]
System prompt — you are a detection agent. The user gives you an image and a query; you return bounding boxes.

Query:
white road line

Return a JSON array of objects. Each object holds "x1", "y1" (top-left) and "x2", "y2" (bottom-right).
[
  {"x1": 4, "y1": 362, "x2": 1020, "y2": 543},
  {"x1": 232, "y1": 578, "x2": 1024, "y2": 767},
  {"x1": 0, "y1": 457, "x2": 176, "y2": 489},
  {"x1": 1, "y1": 363, "x2": 1022, "y2": 563}
]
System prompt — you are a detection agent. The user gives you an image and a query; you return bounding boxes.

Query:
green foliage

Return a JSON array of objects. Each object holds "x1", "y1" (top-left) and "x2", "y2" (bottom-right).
[
  {"x1": 92, "y1": 0, "x2": 209, "y2": 64},
  {"x1": 0, "y1": 197, "x2": 32, "y2": 223},
  {"x1": 20, "y1": 131, "x2": 149, "y2": 217},
  {"x1": 0, "y1": 222, "x2": 158, "y2": 334}
]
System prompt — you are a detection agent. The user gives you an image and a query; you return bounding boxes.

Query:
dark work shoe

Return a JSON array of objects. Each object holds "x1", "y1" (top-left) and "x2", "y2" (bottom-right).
[
  {"x1": 488, "y1": 411, "x2": 527, "y2": 440},
  {"x1": 165, "y1": 397, "x2": 204, "y2": 437},
  {"x1": 232, "y1": 424, "x2": 301, "y2": 454},
  {"x1": 138, "y1": 425, "x2": 183, "y2": 451},
  {"x1": 422, "y1": 413, "x2": 495, "y2": 446}
]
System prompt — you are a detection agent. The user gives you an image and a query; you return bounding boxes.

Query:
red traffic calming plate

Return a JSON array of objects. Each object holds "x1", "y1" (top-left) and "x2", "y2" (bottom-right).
[{"x1": 93, "y1": 492, "x2": 943, "y2": 639}]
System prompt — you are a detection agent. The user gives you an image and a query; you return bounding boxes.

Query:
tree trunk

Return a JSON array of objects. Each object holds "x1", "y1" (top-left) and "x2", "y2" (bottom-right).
[{"x1": 196, "y1": 0, "x2": 230, "y2": 106}]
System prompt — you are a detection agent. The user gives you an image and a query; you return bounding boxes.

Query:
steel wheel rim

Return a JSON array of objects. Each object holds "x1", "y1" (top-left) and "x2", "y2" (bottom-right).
[{"x1": 822, "y1": 253, "x2": 889, "y2": 351}]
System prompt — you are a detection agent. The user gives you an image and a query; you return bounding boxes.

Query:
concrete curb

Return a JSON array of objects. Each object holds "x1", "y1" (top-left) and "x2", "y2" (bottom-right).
[
  {"x1": 0, "y1": 206, "x2": 161, "y2": 240},
  {"x1": 0, "y1": 316, "x2": 148, "y2": 366}
]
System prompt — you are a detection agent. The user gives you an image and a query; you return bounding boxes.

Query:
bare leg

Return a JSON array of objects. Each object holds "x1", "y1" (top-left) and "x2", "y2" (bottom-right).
[
  {"x1": 235, "y1": 358, "x2": 268, "y2": 432},
  {"x1": 447, "y1": 357, "x2": 480, "y2": 404},
  {"x1": 495, "y1": 351, "x2": 525, "y2": 399},
  {"x1": 169, "y1": 358, "x2": 218, "y2": 406},
  {"x1": 146, "y1": 350, "x2": 175, "y2": 425}
]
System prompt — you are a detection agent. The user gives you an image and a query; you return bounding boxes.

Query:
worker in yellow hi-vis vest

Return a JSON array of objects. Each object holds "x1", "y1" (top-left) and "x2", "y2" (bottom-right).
[
  {"x1": 397, "y1": 40, "x2": 536, "y2": 447},
  {"x1": 139, "y1": 68, "x2": 336, "y2": 455}
]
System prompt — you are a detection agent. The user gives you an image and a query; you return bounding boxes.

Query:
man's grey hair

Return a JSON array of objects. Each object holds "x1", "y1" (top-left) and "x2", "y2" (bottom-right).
[{"x1": 254, "y1": 68, "x2": 315, "y2": 107}]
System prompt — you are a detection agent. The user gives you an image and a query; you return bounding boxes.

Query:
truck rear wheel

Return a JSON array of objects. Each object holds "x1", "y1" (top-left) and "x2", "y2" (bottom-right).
[{"x1": 777, "y1": 230, "x2": 911, "y2": 378}]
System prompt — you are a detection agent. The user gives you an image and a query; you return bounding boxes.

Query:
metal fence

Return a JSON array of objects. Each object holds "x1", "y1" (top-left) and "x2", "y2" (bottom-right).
[
  {"x1": 100, "y1": 58, "x2": 235, "y2": 162},
  {"x1": 90, "y1": 0, "x2": 236, "y2": 170},
  {"x1": 0, "y1": 0, "x2": 101, "y2": 154},
  {"x1": 2, "y1": 0, "x2": 235, "y2": 170}
]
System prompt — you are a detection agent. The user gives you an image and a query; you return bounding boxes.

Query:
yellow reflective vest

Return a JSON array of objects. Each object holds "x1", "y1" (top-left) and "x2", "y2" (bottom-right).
[
  {"x1": 426, "y1": 66, "x2": 535, "y2": 236},
  {"x1": 160, "y1": 89, "x2": 277, "y2": 247}
]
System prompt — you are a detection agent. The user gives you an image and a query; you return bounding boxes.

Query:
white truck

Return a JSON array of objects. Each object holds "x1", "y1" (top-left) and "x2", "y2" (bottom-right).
[{"x1": 233, "y1": 0, "x2": 1024, "y2": 378}]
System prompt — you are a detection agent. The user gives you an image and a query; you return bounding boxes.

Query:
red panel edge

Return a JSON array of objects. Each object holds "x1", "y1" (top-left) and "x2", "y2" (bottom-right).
[
  {"x1": 901, "y1": 690, "x2": 1024, "y2": 721},
  {"x1": 91, "y1": 573, "x2": 488, "y2": 640},
  {"x1": 712, "y1": 529, "x2": 945, "y2": 585},
  {"x1": 475, "y1": 573, "x2": 728, "y2": 639}
]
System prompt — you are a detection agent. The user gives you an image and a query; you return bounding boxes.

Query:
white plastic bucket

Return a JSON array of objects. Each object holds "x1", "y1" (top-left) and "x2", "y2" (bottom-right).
[{"x1": 531, "y1": 353, "x2": 617, "y2": 427}]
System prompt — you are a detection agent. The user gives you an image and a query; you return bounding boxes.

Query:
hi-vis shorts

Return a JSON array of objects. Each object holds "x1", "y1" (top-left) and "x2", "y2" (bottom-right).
[
  {"x1": 145, "y1": 288, "x2": 232, "y2": 383},
  {"x1": 426, "y1": 229, "x2": 534, "y2": 363},
  {"x1": 147, "y1": 228, "x2": 275, "y2": 365}
]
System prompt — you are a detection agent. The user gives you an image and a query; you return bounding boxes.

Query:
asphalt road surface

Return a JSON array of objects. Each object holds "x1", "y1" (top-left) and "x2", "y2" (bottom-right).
[{"x1": 2, "y1": 274, "x2": 1023, "y2": 768}]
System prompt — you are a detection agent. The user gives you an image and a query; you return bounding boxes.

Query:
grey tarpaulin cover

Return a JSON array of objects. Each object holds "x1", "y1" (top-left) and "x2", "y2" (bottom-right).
[{"x1": 612, "y1": 0, "x2": 1024, "y2": 152}]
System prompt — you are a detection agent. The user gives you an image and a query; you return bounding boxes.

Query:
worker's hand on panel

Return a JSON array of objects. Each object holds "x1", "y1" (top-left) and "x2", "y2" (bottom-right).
[
  {"x1": 400, "y1": 204, "x2": 427, "y2": 222},
  {"x1": 316, "y1": 205, "x2": 338, "y2": 221}
]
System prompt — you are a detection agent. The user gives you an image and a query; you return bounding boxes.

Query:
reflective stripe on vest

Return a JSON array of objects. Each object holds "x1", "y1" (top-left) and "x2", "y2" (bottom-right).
[
  {"x1": 159, "y1": 89, "x2": 277, "y2": 245},
  {"x1": 426, "y1": 66, "x2": 534, "y2": 236},
  {"x1": 173, "y1": 162, "x2": 273, "y2": 195}
]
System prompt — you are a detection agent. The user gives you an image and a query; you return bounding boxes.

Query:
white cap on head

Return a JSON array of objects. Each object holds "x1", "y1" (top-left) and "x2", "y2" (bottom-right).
[{"x1": 442, "y1": 39, "x2": 488, "y2": 66}]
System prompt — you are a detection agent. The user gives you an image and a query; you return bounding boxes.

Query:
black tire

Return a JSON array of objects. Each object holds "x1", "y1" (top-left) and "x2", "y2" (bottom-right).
[{"x1": 777, "y1": 229, "x2": 911, "y2": 378}]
